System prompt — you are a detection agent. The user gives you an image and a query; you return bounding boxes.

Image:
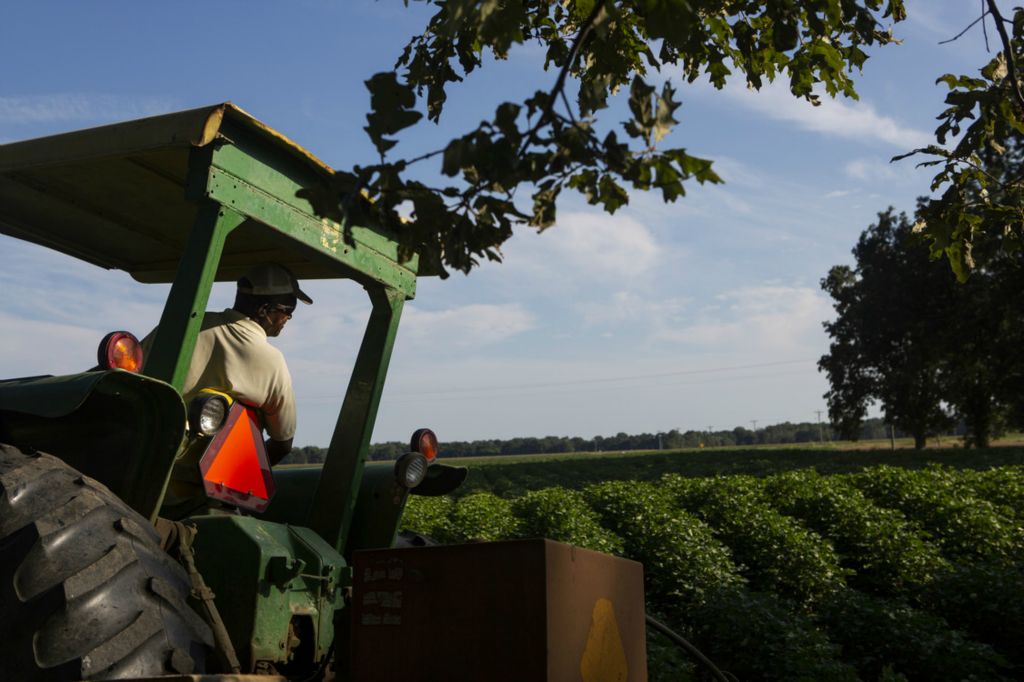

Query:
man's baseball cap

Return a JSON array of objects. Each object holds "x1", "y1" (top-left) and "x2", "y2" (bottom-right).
[{"x1": 238, "y1": 263, "x2": 313, "y2": 305}]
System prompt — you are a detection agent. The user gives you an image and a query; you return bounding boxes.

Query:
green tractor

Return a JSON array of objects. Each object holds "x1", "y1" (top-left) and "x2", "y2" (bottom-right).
[{"x1": 0, "y1": 104, "x2": 647, "y2": 681}]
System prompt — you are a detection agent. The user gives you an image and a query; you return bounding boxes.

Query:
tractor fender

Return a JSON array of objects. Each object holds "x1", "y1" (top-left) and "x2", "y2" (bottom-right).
[{"x1": 0, "y1": 370, "x2": 186, "y2": 521}]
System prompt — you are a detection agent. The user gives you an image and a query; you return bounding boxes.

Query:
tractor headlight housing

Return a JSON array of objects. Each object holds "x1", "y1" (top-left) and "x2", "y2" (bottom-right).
[
  {"x1": 410, "y1": 428, "x2": 438, "y2": 463},
  {"x1": 97, "y1": 331, "x2": 143, "y2": 372},
  {"x1": 187, "y1": 393, "x2": 230, "y2": 437},
  {"x1": 395, "y1": 452, "x2": 429, "y2": 489}
]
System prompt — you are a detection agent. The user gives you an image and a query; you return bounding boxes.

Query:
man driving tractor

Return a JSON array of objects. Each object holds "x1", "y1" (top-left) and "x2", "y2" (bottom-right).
[{"x1": 147, "y1": 262, "x2": 311, "y2": 464}]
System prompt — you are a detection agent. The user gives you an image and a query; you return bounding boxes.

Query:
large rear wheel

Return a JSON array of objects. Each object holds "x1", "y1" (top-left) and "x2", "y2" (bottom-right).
[{"x1": 0, "y1": 443, "x2": 213, "y2": 681}]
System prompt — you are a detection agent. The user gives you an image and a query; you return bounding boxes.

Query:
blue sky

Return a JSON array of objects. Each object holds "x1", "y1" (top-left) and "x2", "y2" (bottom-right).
[{"x1": 0, "y1": 2, "x2": 989, "y2": 445}]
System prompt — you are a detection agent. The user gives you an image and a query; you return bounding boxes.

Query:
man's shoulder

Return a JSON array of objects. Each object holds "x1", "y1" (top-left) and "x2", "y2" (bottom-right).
[
  {"x1": 204, "y1": 311, "x2": 288, "y2": 366},
  {"x1": 201, "y1": 308, "x2": 247, "y2": 327},
  {"x1": 246, "y1": 337, "x2": 291, "y2": 387},
  {"x1": 200, "y1": 309, "x2": 268, "y2": 340}
]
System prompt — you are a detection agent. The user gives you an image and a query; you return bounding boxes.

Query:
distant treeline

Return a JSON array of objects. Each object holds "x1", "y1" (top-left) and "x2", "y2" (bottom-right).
[{"x1": 281, "y1": 417, "x2": 913, "y2": 464}]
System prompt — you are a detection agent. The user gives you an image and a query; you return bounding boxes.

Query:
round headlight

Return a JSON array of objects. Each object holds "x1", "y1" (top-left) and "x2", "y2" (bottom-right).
[
  {"x1": 188, "y1": 394, "x2": 229, "y2": 436},
  {"x1": 395, "y1": 452, "x2": 428, "y2": 489}
]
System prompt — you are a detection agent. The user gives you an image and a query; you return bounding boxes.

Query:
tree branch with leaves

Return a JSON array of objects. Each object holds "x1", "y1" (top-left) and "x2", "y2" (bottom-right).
[
  {"x1": 896, "y1": 1, "x2": 1024, "y2": 281},
  {"x1": 301, "y1": 0, "x2": 906, "y2": 277}
]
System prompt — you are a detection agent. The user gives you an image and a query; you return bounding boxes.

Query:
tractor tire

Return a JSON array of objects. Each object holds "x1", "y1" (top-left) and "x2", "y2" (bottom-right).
[{"x1": 0, "y1": 442, "x2": 214, "y2": 681}]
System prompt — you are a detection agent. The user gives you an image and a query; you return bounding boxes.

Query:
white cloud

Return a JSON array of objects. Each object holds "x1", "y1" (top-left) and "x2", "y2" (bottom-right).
[
  {"x1": 719, "y1": 81, "x2": 931, "y2": 148},
  {"x1": 507, "y1": 210, "x2": 660, "y2": 280},
  {"x1": 402, "y1": 303, "x2": 535, "y2": 347},
  {"x1": 824, "y1": 189, "x2": 854, "y2": 199},
  {"x1": 0, "y1": 94, "x2": 177, "y2": 126},
  {"x1": 704, "y1": 156, "x2": 763, "y2": 187},
  {"x1": 0, "y1": 311, "x2": 105, "y2": 377},
  {"x1": 845, "y1": 157, "x2": 904, "y2": 182},
  {"x1": 902, "y1": 1, "x2": 982, "y2": 42},
  {"x1": 659, "y1": 284, "x2": 833, "y2": 355},
  {"x1": 580, "y1": 291, "x2": 690, "y2": 326}
]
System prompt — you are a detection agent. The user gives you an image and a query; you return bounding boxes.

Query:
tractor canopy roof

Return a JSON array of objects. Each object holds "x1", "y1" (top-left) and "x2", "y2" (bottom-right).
[{"x1": 0, "y1": 102, "x2": 419, "y2": 298}]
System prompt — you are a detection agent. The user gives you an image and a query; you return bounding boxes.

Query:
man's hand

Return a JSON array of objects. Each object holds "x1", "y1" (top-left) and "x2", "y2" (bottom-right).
[{"x1": 266, "y1": 438, "x2": 293, "y2": 466}]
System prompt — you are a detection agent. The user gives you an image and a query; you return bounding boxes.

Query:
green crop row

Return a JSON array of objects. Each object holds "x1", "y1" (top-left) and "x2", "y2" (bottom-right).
[
  {"x1": 847, "y1": 465, "x2": 1024, "y2": 563},
  {"x1": 956, "y1": 465, "x2": 1024, "y2": 520},
  {"x1": 663, "y1": 473, "x2": 848, "y2": 606},
  {"x1": 402, "y1": 464, "x2": 1024, "y2": 681},
  {"x1": 762, "y1": 470, "x2": 950, "y2": 595},
  {"x1": 449, "y1": 448, "x2": 1024, "y2": 499}
]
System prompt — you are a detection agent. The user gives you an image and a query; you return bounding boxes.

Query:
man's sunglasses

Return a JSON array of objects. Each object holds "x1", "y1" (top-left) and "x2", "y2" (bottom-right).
[{"x1": 269, "y1": 304, "x2": 295, "y2": 317}]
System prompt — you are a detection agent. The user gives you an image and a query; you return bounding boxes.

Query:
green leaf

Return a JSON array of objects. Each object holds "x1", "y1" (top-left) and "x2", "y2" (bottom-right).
[
  {"x1": 598, "y1": 175, "x2": 629, "y2": 213},
  {"x1": 494, "y1": 102, "x2": 521, "y2": 137},
  {"x1": 654, "y1": 158, "x2": 683, "y2": 202},
  {"x1": 441, "y1": 138, "x2": 466, "y2": 177},
  {"x1": 654, "y1": 82, "x2": 681, "y2": 143},
  {"x1": 364, "y1": 72, "x2": 423, "y2": 156},
  {"x1": 626, "y1": 76, "x2": 655, "y2": 143},
  {"x1": 530, "y1": 185, "x2": 560, "y2": 229}
]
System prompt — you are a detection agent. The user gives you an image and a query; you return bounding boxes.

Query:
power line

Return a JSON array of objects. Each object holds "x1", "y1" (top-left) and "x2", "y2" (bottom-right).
[
  {"x1": 297, "y1": 366, "x2": 817, "y2": 405},
  {"x1": 299, "y1": 358, "x2": 815, "y2": 402}
]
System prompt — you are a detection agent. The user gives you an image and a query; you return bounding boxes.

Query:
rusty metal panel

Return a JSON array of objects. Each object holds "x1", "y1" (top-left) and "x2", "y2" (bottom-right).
[{"x1": 352, "y1": 539, "x2": 647, "y2": 681}]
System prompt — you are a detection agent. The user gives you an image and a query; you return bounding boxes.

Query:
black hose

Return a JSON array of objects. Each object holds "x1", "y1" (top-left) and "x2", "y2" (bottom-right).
[{"x1": 645, "y1": 613, "x2": 734, "y2": 682}]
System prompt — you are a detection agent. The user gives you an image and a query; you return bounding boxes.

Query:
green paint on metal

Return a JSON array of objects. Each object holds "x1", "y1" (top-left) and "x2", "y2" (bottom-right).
[
  {"x1": 258, "y1": 465, "x2": 320, "y2": 525},
  {"x1": 143, "y1": 190, "x2": 245, "y2": 388},
  {"x1": 265, "y1": 463, "x2": 413, "y2": 554},
  {"x1": 205, "y1": 167, "x2": 416, "y2": 298},
  {"x1": 209, "y1": 133, "x2": 417, "y2": 270},
  {"x1": 189, "y1": 514, "x2": 347, "y2": 672},
  {"x1": 309, "y1": 287, "x2": 405, "y2": 555},
  {"x1": 345, "y1": 461, "x2": 412, "y2": 555}
]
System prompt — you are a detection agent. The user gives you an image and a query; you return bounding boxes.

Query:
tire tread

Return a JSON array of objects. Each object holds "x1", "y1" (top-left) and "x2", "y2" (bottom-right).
[{"x1": 0, "y1": 442, "x2": 212, "y2": 681}]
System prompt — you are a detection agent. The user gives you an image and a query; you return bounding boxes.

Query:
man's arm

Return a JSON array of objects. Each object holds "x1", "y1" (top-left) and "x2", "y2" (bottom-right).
[{"x1": 266, "y1": 438, "x2": 293, "y2": 466}]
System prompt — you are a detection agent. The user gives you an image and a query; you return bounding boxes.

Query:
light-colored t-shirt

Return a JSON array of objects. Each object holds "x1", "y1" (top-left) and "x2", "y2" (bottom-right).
[{"x1": 154, "y1": 309, "x2": 297, "y2": 441}]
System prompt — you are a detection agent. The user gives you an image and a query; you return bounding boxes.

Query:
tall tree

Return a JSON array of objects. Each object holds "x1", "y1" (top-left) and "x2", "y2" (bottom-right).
[
  {"x1": 941, "y1": 244, "x2": 1024, "y2": 446},
  {"x1": 918, "y1": 129, "x2": 1024, "y2": 445},
  {"x1": 298, "y1": 1, "x2": 907, "y2": 276},
  {"x1": 820, "y1": 210, "x2": 956, "y2": 449},
  {"x1": 822, "y1": 207, "x2": 1024, "y2": 448}
]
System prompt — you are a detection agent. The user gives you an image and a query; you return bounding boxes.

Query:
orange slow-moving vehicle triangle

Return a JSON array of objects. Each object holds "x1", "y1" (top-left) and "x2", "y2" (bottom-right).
[{"x1": 199, "y1": 403, "x2": 275, "y2": 512}]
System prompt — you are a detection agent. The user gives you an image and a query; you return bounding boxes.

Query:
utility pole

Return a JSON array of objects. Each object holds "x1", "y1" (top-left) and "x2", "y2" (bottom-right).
[
  {"x1": 815, "y1": 410, "x2": 825, "y2": 443},
  {"x1": 750, "y1": 419, "x2": 758, "y2": 431}
]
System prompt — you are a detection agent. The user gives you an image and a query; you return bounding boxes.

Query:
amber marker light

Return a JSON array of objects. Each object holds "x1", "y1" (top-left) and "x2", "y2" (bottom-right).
[
  {"x1": 410, "y1": 428, "x2": 438, "y2": 463},
  {"x1": 97, "y1": 331, "x2": 143, "y2": 372}
]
